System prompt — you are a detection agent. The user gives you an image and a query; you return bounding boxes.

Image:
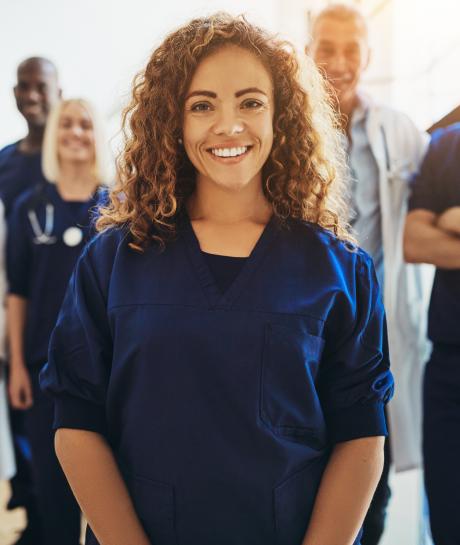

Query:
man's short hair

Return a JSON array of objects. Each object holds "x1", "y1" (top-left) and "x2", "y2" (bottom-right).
[
  {"x1": 17, "y1": 57, "x2": 59, "y2": 79},
  {"x1": 310, "y1": 3, "x2": 368, "y2": 40}
]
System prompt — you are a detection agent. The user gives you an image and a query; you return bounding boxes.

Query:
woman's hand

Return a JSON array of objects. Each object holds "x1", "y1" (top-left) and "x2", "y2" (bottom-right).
[
  {"x1": 8, "y1": 362, "x2": 33, "y2": 409},
  {"x1": 437, "y1": 206, "x2": 460, "y2": 236}
]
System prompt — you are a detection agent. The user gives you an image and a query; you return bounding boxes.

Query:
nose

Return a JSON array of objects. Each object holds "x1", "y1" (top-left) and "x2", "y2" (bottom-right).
[
  {"x1": 212, "y1": 105, "x2": 244, "y2": 136},
  {"x1": 327, "y1": 53, "x2": 348, "y2": 73},
  {"x1": 24, "y1": 87, "x2": 42, "y2": 104},
  {"x1": 68, "y1": 124, "x2": 84, "y2": 137}
]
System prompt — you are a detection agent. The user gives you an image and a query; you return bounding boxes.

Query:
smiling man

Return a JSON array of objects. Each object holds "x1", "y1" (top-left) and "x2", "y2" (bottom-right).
[
  {"x1": 0, "y1": 56, "x2": 61, "y2": 545},
  {"x1": 308, "y1": 4, "x2": 432, "y2": 545},
  {"x1": 0, "y1": 57, "x2": 61, "y2": 216}
]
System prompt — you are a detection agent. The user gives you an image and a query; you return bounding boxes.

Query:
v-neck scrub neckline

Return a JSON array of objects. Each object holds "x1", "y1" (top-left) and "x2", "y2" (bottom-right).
[{"x1": 182, "y1": 214, "x2": 278, "y2": 309}]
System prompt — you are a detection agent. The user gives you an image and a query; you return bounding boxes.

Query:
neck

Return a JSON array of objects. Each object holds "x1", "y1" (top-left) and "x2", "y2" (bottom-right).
[
  {"x1": 19, "y1": 125, "x2": 45, "y2": 154},
  {"x1": 188, "y1": 174, "x2": 272, "y2": 225},
  {"x1": 56, "y1": 162, "x2": 99, "y2": 201}
]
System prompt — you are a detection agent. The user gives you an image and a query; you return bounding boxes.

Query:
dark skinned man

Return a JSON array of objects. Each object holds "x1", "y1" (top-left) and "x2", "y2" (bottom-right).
[{"x1": 0, "y1": 56, "x2": 61, "y2": 545}]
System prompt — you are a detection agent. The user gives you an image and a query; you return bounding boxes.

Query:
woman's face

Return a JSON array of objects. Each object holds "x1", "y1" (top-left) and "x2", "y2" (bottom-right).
[
  {"x1": 183, "y1": 45, "x2": 274, "y2": 192},
  {"x1": 57, "y1": 102, "x2": 96, "y2": 166}
]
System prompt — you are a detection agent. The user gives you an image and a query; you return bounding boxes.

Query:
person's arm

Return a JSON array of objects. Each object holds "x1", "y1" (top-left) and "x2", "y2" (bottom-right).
[
  {"x1": 7, "y1": 293, "x2": 33, "y2": 409},
  {"x1": 302, "y1": 436, "x2": 384, "y2": 545},
  {"x1": 404, "y1": 209, "x2": 460, "y2": 268},
  {"x1": 437, "y1": 206, "x2": 460, "y2": 236},
  {"x1": 55, "y1": 428, "x2": 150, "y2": 545}
]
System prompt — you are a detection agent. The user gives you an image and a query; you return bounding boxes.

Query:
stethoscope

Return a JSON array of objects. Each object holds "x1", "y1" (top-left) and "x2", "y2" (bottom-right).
[{"x1": 28, "y1": 204, "x2": 84, "y2": 247}]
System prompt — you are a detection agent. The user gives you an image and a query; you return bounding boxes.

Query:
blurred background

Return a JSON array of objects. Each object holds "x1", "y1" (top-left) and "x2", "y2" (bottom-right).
[
  {"x1": 1, "y1": 0, "x2": 459, "y2": 543},
  {"x1": 2, "y1": 0, "x2": 460, "y2": 149}
]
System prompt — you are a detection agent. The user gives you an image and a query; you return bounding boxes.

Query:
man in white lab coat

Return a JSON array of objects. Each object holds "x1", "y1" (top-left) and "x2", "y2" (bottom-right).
[{"x1": 307, "y1": 4, "x2": 433, "y2": 544}]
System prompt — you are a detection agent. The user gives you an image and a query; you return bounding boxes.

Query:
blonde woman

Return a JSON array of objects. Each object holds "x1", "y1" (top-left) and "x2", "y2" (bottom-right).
[
  {"x1": 41, "y1": 15, "x2": 392, "y2": 545},
  {"x1": 7, "y1": 99, "x2": 109, "y2": 545}
]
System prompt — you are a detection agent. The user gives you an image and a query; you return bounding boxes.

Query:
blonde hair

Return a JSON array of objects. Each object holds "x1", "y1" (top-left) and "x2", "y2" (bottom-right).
[{"x1": 42, "y1": 99, "x2": 111, "y2": 185}]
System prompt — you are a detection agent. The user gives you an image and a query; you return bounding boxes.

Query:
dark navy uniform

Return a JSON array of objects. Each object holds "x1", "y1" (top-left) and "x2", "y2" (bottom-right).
[
  {"x1": 0, "y1": 142, "x2": 46, "y2": 217},
  {"x1": 7, "y1": 182, "x2": 100, "y2": 545},
  {"x1": 41, "y1": 216, "x2": 393, "y2": 545},
  {"x1": 409, "y1": 124, "x2": 460, "y2": 545}
]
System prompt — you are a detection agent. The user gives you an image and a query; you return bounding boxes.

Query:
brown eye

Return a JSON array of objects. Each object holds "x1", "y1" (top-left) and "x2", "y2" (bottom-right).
[
  {"x1": 242, "y1": 99, "x2": 263, "y2": 109},
  {"x1": 190, "y1": 102, "x2": 212, "y2": 112}
]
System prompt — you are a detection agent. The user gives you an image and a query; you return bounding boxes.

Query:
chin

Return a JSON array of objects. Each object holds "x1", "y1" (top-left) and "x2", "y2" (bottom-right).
[{"x1": 209, "y1": 173, "x2": 255, "y2": 192}]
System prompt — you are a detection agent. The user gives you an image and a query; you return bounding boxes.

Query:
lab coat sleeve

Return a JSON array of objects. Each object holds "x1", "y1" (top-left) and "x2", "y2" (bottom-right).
[
  {"x1": 6, "y1": 196, "x2": 32, "y2": 298},
  {"x1": 319, "y1": 251, "x2": 394, "y2": 444},
  {"x1": 40, "y1": 241, "x2": 113, "y2": 435}
]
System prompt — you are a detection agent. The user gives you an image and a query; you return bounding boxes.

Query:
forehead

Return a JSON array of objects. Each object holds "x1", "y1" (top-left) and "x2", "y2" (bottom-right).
[
  {"x1": 313, "y1": 17, "x2": 368, "y2": 46},
  {"x1": 188, "y1": 46, "x2": 273, "y2": 95},
  {"x1": 60, "y1": 102, "x2": 91, "y2": 120},
  {"x1": 17, "y1": 63, "x2": 57, "y2": 83}
]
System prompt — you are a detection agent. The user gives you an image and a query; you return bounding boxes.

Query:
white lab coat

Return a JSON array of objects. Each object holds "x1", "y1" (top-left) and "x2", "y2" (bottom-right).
[
  {"x1": 365, "y1": 100, "x2": 434, "y2": 472},
  {"x1": 0, "y1": 199, "x2": 15, "y2": 480}
]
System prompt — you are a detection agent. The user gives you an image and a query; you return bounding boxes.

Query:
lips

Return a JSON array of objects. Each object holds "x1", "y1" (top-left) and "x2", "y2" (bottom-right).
[
  {"x1": 206, "y1": 144, "x2": 253, "y2": 164},
  {"x1": 21, "y1": 103, "x2": 43, "y2": 115}
]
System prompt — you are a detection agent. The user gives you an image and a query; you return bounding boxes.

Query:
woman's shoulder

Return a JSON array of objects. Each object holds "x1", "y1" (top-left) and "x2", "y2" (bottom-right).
[
  {"x1": 285, "y1": 219, "x2": 368, "y2": 263},
  {"x1": 83, "y1": 226, "x2": 130, "y2": 261},
  {"x1": 283, "y1": 220, "x2": 377, "y2": 290}
]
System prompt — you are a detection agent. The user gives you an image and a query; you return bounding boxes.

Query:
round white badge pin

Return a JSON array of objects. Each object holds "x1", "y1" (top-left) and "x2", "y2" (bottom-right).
[{"x1": 63, "y1": 227, "x2": 83, "y2": 247}]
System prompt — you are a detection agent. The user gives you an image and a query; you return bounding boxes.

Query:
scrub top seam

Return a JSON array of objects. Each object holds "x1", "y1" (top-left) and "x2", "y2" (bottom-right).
[{"x1": 107, "y1": 301, "x2": 326, "y2": 321}]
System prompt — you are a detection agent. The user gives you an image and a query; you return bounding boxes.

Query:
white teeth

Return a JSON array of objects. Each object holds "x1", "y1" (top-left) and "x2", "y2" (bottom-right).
[{"x1": 211, "y1": 146, "x2": 248, "y2": 158}]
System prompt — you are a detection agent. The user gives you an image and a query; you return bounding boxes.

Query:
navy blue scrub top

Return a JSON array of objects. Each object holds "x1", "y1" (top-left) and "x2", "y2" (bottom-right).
[
  {"x1": 41, "y1": 216, "x2": 393, "y2": 545},
  {"x1": 409, "y1": 124, "x2": 460, "y2": 346},
  {"x1": 0, "y1": 141, "x2": 47, "y2": 217},
  {"x1": 7, "y1": 182, "x2": 100, "y2": 368}
]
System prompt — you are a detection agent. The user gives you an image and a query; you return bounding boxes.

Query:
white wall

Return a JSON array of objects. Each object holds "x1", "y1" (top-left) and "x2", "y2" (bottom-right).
[
  {"x1": 390, "y1": 0, "x2": 460, "y2": 128},
  {"x1": 0, "y1": 0, "x2": 278, "y2": 150}
]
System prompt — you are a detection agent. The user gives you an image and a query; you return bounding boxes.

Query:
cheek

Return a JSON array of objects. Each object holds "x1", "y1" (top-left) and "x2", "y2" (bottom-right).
[
  {"x1": 183, "y1": 118, "x2": 205, "y2": 151},
  {"x1": 257, "y1": 116, "x2": 274, "y2": 151}
]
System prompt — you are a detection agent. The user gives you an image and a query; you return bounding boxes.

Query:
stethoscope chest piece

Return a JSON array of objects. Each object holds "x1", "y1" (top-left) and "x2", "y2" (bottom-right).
[{"x1": 63, "y1": 226, "x2": 83, "y2": 247}]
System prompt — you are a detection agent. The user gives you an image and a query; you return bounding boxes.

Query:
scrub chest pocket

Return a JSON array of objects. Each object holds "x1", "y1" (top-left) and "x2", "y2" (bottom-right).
[{"x1": 261, "y1": 323, "x2": 327, "y2": 450}]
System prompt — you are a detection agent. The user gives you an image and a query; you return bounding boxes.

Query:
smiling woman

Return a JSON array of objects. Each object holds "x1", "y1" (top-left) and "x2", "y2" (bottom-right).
[
  {"x1": 6, "y1": 98, "x2": 109, "y2": 545},
  {"x1": 40, "y1": 13, "x2": 393, "y2": 545},
  {"x1": 96, "y1": 13, "x2": 350, "y2": 250}
]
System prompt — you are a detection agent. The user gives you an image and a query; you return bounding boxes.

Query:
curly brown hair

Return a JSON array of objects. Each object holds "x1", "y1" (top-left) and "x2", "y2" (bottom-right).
[{"x1": 97, "y1": 12, "x2": 352, "y2": 250}]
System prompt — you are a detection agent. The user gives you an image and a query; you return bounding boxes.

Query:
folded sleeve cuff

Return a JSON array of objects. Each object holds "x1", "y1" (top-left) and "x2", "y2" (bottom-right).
[
  {"x1": 326, "y1": 401, "x2": 388, "y2": 444},
  {"x1": 8, "y1": 285, "x2": 29, "y2": 298},
  {"x1": 53, "y1": 394, "x2": 107, "y2": 436}
]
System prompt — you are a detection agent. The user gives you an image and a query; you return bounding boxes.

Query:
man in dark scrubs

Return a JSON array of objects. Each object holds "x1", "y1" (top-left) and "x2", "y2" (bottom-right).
[
  {"x1": 404, "y1": 124, "x2": 460, "y2": 545},
  {"x1": 0, "y1": 57, "x2": 61, "y2": 215},
  {"x1": 0, "y1": 56, "x2": 61, "y2": 545}
]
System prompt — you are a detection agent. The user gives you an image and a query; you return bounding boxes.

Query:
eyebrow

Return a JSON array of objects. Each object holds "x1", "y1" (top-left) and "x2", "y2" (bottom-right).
[{"x1": 185, "y1": 87, "x2": 268, "y2": 101}]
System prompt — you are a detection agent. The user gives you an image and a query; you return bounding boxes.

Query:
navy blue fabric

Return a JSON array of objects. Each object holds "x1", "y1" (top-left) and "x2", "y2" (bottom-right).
[
  {"x1": 41, "y1": 217, "x2": 392, "y2": 545},
  {"x1": 7, "y1": 182, "x2": 100, "y2": 368},
  {"x1": 25, "y1": 367, "x2": 81, "y2": 544},
  {"x1": 423, "y1": 344, "x2": 460, "y2": 545},
  {"x1": 0, "y1": 141, "x2": 47, "y2": 217},
  {"x1": 201, "y1": 251, "x2": 247, "y2": 294},
  {"x1": 409, "y1": 124, "x2": 460, "y2": 345}
]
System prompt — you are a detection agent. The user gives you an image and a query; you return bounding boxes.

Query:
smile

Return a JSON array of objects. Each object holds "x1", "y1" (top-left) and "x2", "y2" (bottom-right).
[{"x1": 210, "y1": 146, "x2": 249, "y2": 157}]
